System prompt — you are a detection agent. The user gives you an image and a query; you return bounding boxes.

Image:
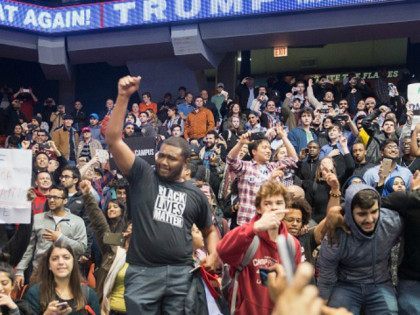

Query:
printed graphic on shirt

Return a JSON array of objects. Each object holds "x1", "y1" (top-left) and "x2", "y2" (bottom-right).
[{"x1": 153, "y1": 185, "x2": 187, "y2": 228}]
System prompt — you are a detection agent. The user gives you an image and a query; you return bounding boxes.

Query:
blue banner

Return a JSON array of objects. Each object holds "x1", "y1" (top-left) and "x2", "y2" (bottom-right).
[{"x1": 0, "y1": 0, "x2": 400, "y2": 34}]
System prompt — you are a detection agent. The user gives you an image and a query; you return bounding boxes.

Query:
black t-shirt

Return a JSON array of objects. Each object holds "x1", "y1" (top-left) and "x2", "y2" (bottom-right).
[{"x1": 126, "y1": 157, "x2": 212, "y2": 266}]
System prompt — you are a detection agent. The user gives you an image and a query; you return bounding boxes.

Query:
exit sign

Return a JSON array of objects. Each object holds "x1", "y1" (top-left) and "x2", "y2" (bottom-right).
[{"x1": 274, "y1": 46, "x2": 288, "y2": 57}]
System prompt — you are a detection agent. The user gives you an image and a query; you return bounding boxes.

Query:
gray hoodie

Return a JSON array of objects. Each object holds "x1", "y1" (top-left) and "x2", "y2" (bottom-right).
[{"x1": 317, "y1": 184, "x2": 402, "y2": 300}]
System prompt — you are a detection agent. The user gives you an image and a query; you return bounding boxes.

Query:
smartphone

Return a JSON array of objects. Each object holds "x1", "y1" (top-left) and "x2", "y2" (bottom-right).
[
  {"x1": 259, "y1": 268, "x2": 275, "y2": 286},
  {"x1": 381, "y1": 158, "x2": 393, "y2": 178},
  {"x1": 276, "y1": 235, "x2": 295, "y2": 284},
  {"x1": 250, "y1": 132, "x2": 266, "y2": 141},
  {"x1": 103, "y1": 232, "x2": 125, "y2": 246},
  {"x1": 22, "y1": 89, "x2": 30, "y2": 93},
  {"x1": 56, "y1": 302, "x2": 68, "y2": 310}
]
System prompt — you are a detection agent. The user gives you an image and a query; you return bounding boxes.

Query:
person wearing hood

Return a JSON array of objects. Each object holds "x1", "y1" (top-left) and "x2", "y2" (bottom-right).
[{"x1": 317, "y1": 184, "x2": 402, "y2": 314}]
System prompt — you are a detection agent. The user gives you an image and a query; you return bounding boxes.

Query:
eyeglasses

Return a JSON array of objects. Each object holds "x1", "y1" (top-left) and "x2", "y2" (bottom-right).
[
  {"x1": 284, "y1": 217, "x2": 302, "y2": 224},
  {"x1": 59, "y1": 175, "x2": 73, "y2": 180},
  {"x1": 46, "y1": 195, "x2": 64, "y2": 200},
  {"x1": 385, "y1": 145, "x2": 399, "y2": 150}
]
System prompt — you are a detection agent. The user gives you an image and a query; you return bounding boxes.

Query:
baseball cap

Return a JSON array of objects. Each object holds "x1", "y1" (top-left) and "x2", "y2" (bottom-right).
[
  {"x1": 217, "y1": 82, "x2": 224, "y2": 88},
  {"x1": 63, "y1": 114, "x2": 73, "y2": 120},
  {"x1": 81, "y1": 127, "x2": 91, "y2": 133},
  {"x1": 89, "y1": 113, "x2": 99, "y2": 120}
]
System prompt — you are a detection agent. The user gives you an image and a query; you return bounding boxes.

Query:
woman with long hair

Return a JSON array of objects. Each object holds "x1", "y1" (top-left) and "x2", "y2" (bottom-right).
[
  {"x1": 220, "y1": 103, "x2": 247, "y2": 133},
  {"x1": 79, "y1": 180, "x2": 131, "y2": 315},
  {"x1": 0, "y1": 254, "x2": 34, "y2": 315},
  {"x1": 105, "y1": 200, "x2": 127, "y2": 233},
  {"x1": 221, "y1": 116, "x2": 245, "y2": 151},
  {"x1": 5, "y1": 123, "x2": 25, "y2": 148},
  {"x1": 24, "y1": 244, "x2": 100, "y2": 315}
]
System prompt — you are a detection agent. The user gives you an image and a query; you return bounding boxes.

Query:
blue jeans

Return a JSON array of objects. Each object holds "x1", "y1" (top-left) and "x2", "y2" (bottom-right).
[
  {"x1": 398, "y1": 279, "x2": 420, "y2": 315},
  {"x1": 328, "y1": 281, "x2": 398, "y2": 315},
  {"x1": 124, "y1": 264, "x2": 192, "y2": 315}
]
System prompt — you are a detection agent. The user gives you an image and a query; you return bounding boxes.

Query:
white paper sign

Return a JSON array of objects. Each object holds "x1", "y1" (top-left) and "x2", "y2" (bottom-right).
[
  {"x1": 407, "y1": 83, "x2": 420, "y2": 130},
  {"x1": 408, "y1": 83, "x2": 420, "y2": 105},
  {"x1": 0, "y1": 149, "x2": 32, "y2": 224}
]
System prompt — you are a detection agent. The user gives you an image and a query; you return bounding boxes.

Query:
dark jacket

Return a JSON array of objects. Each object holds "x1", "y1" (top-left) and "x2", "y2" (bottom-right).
[
  {"x1": 352, "y1": 161, "x2": 376, "y2": 177},
  {"x1": 318, "y1": 184, "x2": 402, "y2": 300},
  {"x1": 83, "y1": 193, "x2": 118, "y2": 302},
  {"x1": 235, "y1": 84, "x2": 256, "y2": 112},
  {"x1": 361, "y1": 109, "x2": 399, "y2": 164},
  {"x1": 1, "y1": 299, "x2": 35, "y2": 315},
  {"x1": 296, "y1": 157, "x2": 320, "y2": 181},
  {"x1": 67, "y1": 191, "x2": 93, "y2": 257},
  {"x1": 24, "y1": 283, "x2": 100, "y2": 315},
  {"x1": 382, "y1": 189, "x2": 420, "y2": 281}
]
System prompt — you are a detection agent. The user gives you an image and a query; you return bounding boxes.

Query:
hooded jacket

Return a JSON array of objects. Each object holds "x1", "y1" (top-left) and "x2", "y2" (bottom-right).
[
  {"x1": 217, "y1": 215, "x2": 301, "y2": 315},
  {"x1": 317, "y1": 184, "x2": 402, "y2": 300}
]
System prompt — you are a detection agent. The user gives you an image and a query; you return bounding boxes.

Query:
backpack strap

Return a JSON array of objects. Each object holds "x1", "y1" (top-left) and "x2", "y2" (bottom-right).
[
  {"x1": 286, "y1": 233, "x2": 297, "y2": 270},
  {"x1": 230, "y1": 235, "x2": 260, "y2": 315}
]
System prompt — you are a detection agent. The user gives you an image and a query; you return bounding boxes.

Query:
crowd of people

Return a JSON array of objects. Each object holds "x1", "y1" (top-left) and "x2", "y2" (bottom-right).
[{"x1": 0, "y1": 69, "x2": 419, "y2": 315}]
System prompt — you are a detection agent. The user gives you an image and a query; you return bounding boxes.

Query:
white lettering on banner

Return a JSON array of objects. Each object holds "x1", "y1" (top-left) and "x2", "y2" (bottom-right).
[
  {"x1": 175, "y1": 0, "x2": 200, "y2": 18},
  {"x1": 23, "y1": 9, "x2": 37, "y2": 26},
  {"x1": 23, "y1": 9, "x2": 91, "y2": 29},
  {"x1": 0, "y1": 4, "x2": 18, "y2": 23},
  {"x1": 113, "y1": 2, "x2": 136, "y2": 24},
  {"x1": 153, "y1": 185, "x2": 186, "y2": 228},
  {"x1": 252, "y1": 0, "x2": 274, "y2": 11},
  {"x1": 0, "y1": 149, "x2": 32, "y2": 224},
  {"x1": 210, "y1": 0, "x2": 242, "y2": 15},
  {"x1": 134, "y1": 149, "x2": 154, "y2": 156},
  {"x1": 143, "y1": 0, "x2": 167, "y2": 21}
]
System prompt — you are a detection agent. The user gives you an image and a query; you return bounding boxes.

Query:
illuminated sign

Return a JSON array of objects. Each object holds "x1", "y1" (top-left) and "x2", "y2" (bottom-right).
[
  {"x1": 0, "y1": 0, "x2": 400, "y2": 34},
  {"x1": 274, "y1": 46, "x2": 288, "y2": 57}
]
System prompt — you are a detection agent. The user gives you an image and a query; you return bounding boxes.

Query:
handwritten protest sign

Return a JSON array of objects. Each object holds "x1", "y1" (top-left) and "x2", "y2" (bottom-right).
[
  {"x1": 407, "y1": 83, "x2": 420, "y2": 130},
  {"x1": 110, "y1": 136, "x2": 156, "y2": 170},
  {"x1": 0, "y1": 149, "x2": 32, "y2": 224}
]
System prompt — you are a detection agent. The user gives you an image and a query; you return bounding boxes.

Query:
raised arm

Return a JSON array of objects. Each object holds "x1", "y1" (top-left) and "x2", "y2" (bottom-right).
[
  {"x1": 105, "y1": 76, "x2": 140, "y2": 176},
  {"x1": 306, "y1": 79, "x2": 322, "y2": 110}
]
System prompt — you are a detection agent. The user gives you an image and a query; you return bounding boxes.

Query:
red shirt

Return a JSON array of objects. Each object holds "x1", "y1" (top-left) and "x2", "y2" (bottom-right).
[
  {"x1": 139, "y1": 102, "x2": 157, "y2": 114},
  {"x1": 217, "y1": 216, "x2": 302, "y2": 315}
]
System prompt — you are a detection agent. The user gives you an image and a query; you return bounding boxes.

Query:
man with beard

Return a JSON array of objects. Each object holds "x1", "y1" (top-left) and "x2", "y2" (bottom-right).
[
  {"x1": 296, "y1": 140, "x2": 320, "y2": 181},
  {"x1": 105, "y1": 76, "x2": 219, "y2": 314},
  {"x1": 363, "y1": 139, "x2": 412, "y2": 189},
  {"x1": 14, "y1": 185, "x2": 87, "y2": 288},
  {"x1": 352, "y1": 142, "x2": 376, "y2": 177},
  {"x1": 199, "y1": 130, "x2": 226, "y2": 170}
]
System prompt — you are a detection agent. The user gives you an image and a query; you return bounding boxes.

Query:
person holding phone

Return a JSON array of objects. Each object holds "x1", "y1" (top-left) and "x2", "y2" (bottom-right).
[
  {"x1": 363, "y1": 139, "x2": 412, "y2": 190},
  {"x1": 217, "y1": 180, "x2": 301, "y2": 315},
  {"x1": 24, "y1": 244, "x2": 99, "y2": 315}
]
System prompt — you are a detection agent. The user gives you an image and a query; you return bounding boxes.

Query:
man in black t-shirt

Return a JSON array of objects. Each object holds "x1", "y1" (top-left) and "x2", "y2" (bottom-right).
[{"x1": 105, "y1": 76, "x2": 219, "y2": 314}]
